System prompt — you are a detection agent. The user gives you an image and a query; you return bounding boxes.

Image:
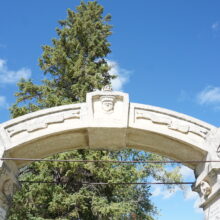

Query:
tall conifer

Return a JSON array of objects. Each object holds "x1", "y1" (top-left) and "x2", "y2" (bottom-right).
[{"x1": 9, "y1": 2, "x2": 181, "y2": 219}]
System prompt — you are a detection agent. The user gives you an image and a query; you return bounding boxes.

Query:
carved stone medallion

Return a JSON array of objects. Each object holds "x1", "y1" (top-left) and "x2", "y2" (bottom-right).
[
  {"x1": 100, "y1": 95, "x2": 116, "y2": 113},
  {"x1": 200, "y1": 181, "x2": 211, "y2": 197},
  {"x1": 100, "y1": 85, "x2": 116, "y2": 113}
]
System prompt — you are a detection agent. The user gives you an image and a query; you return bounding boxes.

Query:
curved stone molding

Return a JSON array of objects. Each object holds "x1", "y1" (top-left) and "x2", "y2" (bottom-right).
[
  {"x1": 128, "y1": 103, "x2": 216, "y2": 169},
  {"x1": 0, "y1": 89, "x2": 219, "y2": 219},
  {"x1": 1, "y1": 104, "x2": 87, "y2": 151},
  {"x1": 130, "y1": 103, "x2": 213, "y2": 140},
  {"x1": 135, "y1": 108, "x2": 209, "y2": 138},
  {"x1": 6, "y1": 108, "x2": 80, "y2": 138}
]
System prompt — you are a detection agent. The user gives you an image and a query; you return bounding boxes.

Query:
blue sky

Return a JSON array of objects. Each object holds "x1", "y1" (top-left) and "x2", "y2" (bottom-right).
[{"x1": 1, "y1": 0, "x2": 220, "y2": 219}]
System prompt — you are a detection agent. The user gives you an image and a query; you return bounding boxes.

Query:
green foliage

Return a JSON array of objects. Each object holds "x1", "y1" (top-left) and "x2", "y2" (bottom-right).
[
  {"x1": 8, "y1": 151, "x2": 182, "y2": 220},
  {"x1": 9, "y1": 150, "x2": 173, "y2": 220},
  {"x1": 8, "y1": 1, "x2": 182, "y2": 219},
  {"x1": 11, "y1": 1, "x2": 113, "y2": 118}
]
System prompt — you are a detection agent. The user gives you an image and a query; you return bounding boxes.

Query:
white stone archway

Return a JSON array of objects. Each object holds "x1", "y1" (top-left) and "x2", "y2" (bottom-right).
[{"x1": 0, "y1": 87, "x2": 220, "y2": 219}]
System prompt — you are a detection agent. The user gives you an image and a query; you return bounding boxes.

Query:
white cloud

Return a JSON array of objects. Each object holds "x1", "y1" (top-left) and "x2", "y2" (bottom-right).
[
  {"x1": 107, "y1": 60, "x2": 131, "y2": 91},
  {"x1": 180, "y1": 165, "x2": 194, "y2": 180},
  {"x1": 184, "y1": 187, "x2": 202, "y2": 213},
  {"x1": 151, "y1": 166, "x2": 194, "y2": 199},
  {"x1": 0, "y1": 96, "x2": 8, "y2": 108},
  {"x1": 212, "y1": 21, "x2": 220, "y2": 31},
  {"x1": 151, "y1": 184, "x2": 202, "y2": 213},
  {"x1": 151, "y1": 165, "x2": 202, "y2": 213},
  {"x1": 0, "y1": 59, "x2": 31, "y2": 84},
  {"x1": 179, "y1": 167, "x2": 201, "y2": 212},
  {"x1": 151, "y1": 185, "x2": 180, "y2": 199},
  {"x1": 184, "y1": 187, "x2": 197, "y2": 200},
  {"x1": 197, "y1": 86, "x2": 220, "y2": 105}
]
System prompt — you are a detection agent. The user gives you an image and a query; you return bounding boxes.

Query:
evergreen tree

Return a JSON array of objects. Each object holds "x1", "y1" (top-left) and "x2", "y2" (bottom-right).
[
  {"x1": 11, "y1": 0, "x2": 113, "y2": 116},
  {"x1": 8, "y1": 1, "x2": 182, "y2": 219}
]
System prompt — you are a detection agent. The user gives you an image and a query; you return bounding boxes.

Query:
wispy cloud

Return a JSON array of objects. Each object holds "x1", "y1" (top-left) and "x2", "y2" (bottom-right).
[
  {"x1": 151, "y1": 165, "x2": 202, "y2": 213},
  {"x1": 0, "y1": 59, "x2": 31, "y2": 84},
  {"x1": 212, "y1": 21, "x2": 220, "y2": 31},
  {"x1": 107, "y1": 60, "x2": 131, "y2": 91},
  {"x1": 184, "y1": 188, "x2": 202, "y2": 213},
  {"x1": 0, "y1": 96, "x2": 8, "y2": 108},
  {"x1": 151, "y1": 166, "x2": 193, "y2": 199},
  {"x1": 179, "y1": 165, "x2": 194, "y2": 180},
  {"x1": 179, "y1": 166, "x2": 201, "y2": 213},
  {"x1": 151, "y1": 184, "x2": 180, "y2": 199},
  {"x1": 197, "y1": 86, "x2": 220, "y2": 105}
]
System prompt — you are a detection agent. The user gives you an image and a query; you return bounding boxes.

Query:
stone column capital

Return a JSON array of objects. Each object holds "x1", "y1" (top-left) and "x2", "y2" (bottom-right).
[{"x1": 192, "y1": 167, "x2": 220, "y2": 219}]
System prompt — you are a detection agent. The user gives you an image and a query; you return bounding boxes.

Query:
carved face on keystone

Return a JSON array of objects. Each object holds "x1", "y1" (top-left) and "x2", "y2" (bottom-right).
[
  {"x1": 102, "y1": 100, "x2": 114, "y2": 112},
  {"x1": 100, "y1": 96, "x2": 115, "y2": 113}
]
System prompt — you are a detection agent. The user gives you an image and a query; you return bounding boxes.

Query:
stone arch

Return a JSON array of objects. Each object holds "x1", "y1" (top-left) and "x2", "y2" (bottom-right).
[{"x1": 0, "y1": 88, "x2": 220, "y2": 219}]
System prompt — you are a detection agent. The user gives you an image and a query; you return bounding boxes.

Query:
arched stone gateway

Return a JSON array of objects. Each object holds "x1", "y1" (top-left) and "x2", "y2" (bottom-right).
[{"x1": 0, "y1": 87, "x2": 220, "y2": 219}]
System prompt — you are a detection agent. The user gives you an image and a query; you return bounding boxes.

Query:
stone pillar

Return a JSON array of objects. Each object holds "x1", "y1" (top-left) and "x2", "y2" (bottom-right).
[
  {"x1": 0, "y1": 124, "x2": 20, "y2": 219},
  {"x1": 193, "y1": 168, "x2": 220, "y2": 220},
  {"x1": 0, "y1": 157, "x2": 19, "y2": 220},
  {"x1": 191, "y1": 127, "x2": 220, "y2": 219},
  {"x1": 192, "y1": 132, "x2": 220, "y2": 220},
  {"x1": 202, "y1": 171, "x2": 220, "y2": 220}
]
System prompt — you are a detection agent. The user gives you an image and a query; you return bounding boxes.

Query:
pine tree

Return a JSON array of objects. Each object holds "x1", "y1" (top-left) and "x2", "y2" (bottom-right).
[
  {"x1": 11, "y1": 1, "x2": 113, "y2": 117},
  {"x1": 8, "y1": 2, "x2": 181, "y2": 219}
]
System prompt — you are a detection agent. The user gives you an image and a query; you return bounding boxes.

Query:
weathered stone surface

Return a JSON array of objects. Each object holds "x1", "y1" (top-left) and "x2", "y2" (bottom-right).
[
  {"x1": 0, "y1": 207, "x2": 6, "y2": 220},
  {"x1": 0, "y1": 157, "x2": 19, "y2": 219},
  {"x1": 205, "y1": 196, "x2": 220, "y2": 220},
  {"x1": 0, "y1": 89, "x2": 219, "y2": 219}
]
